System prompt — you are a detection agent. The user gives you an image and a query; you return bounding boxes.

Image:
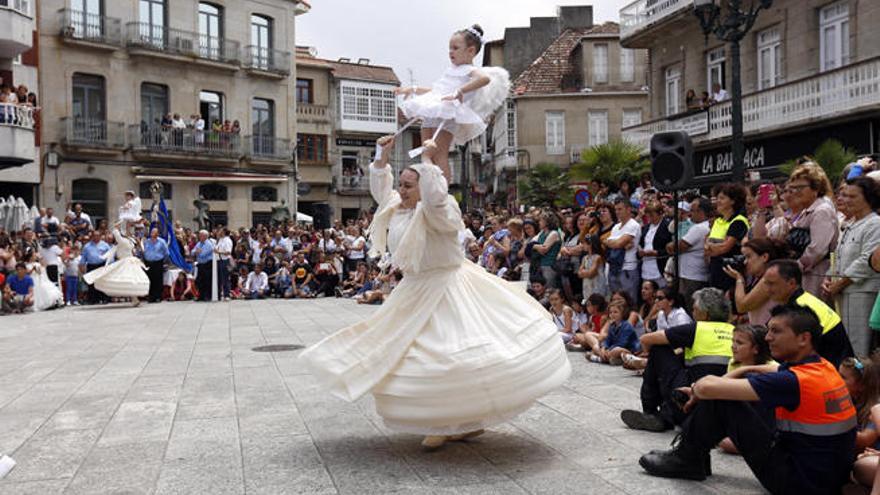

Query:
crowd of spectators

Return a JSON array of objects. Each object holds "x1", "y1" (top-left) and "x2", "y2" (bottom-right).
[
  {"x1": 140, "y1": 112, "x2": 242, "y2": 151},
  {"x1": 685, "y1": 83, "x2": 729, "y2": 112},
  {"x1": 0, "y1": 80, "x2": 38, "y2": 126},
  {"x1": 2, "y1": 152, "x2": 880, "y2": 492}
]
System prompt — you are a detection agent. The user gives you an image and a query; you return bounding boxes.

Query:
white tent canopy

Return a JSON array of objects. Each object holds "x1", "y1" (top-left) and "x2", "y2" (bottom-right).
[{"x1": 296, "y1": 212, "x2": 313, "y2": 223}]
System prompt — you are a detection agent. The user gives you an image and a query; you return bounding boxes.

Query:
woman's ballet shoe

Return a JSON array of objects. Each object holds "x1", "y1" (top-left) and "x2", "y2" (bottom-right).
[
  {"x1": 448, "y1": 429, "x2": 485, "y2": 442},
  {"x1": 421, "y1": 435, "x2": 448, "y2": 451}
]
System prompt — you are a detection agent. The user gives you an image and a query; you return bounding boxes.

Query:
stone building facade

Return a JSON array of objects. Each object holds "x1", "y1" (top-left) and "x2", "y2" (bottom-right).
[
  {"x1": 619, "y1": 0, "x2": 880, "y2": 185},
  {"x1": 37, "y1": 0, "x2": 309, "y2": 228},
  {"x1": 484, "y1": 16, "x2": 649, "y2": 207},
  {"x1": 0, "y1": 0, "x2": 39, "y2": 203}
]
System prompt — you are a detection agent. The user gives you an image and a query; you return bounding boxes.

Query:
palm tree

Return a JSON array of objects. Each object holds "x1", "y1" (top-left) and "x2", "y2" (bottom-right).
[
  {"x1": 518, "y1": 163, "x2": 573, "y2": 208},
  {"x1": 780, "y1": 139, "x2": 856, "y2": 184},
  {"x1": 571, "y1": 140, "x2": 650, "y2": 184}
]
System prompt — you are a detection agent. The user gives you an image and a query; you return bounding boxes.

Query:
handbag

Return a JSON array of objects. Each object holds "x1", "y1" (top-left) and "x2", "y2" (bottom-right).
[{"x1": 786, "y1": 227, "x2": 811, "y2": 259}]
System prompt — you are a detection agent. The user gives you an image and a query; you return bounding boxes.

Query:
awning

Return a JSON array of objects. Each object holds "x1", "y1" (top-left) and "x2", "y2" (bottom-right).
[{"x1": 297, "y1": 212, "x2": 313, "y2": 223}]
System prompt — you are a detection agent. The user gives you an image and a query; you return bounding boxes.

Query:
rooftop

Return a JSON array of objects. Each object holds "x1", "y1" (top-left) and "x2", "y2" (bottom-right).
[
  {"x1": 512, "y1": 22, "x2": 621, "y2": 97},
  {"x1": 294, "y1": 48, "x2": 400, "y2": 85}
]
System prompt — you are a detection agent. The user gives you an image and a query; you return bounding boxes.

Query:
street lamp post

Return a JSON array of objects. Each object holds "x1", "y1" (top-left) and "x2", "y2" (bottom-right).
[{"x1": 693, "y1": 0, "x2": 772, "y2": 183}]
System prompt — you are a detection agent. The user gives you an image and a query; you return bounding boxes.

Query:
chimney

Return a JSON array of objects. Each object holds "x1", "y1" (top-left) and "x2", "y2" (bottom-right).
[{"x1": 357, "y1": 58, "x2": 370, "y2": 65}]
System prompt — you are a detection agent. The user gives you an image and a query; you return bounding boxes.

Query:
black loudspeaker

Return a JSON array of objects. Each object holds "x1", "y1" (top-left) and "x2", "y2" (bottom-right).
[
  {"x1": 650, "y1": 131, "x2": 694, "y2": 192},
  {"x1": 313, "y1": 204, "x2": 332, "y2": 230}
]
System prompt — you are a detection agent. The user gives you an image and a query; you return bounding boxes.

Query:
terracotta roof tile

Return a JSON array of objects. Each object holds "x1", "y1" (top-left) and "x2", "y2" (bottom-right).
[
  {"x1": 512, "y1": 22, "x2": 619, "y2": 96},
  {"x1": 329, "y1": 61, "x2": 400, "y2": 85}
]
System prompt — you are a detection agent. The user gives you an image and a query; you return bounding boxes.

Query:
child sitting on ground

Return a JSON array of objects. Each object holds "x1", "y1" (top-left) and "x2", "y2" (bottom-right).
[{"x1": 582, "y1": 301, "x2": 640, "y2": 365}]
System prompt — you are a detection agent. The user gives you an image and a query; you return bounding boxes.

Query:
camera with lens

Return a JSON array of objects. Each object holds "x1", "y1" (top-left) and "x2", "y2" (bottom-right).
[{"x1": 722, "y1": 254, "x2": 746, "y2": 273}]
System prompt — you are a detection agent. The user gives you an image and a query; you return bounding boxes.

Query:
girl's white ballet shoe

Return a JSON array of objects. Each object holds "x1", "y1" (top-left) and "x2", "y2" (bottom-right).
[{"x1": 421, "y1": 435, "x2": 448, "y2": 451}]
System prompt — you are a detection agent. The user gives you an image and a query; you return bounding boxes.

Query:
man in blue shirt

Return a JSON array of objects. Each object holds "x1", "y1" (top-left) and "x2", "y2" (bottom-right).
[
  {"x1": 639, "y1": 306, "x2": 856, "y2": 494},
  {"x1": 80, "y1": 230, "x2": 111, "y2": 304},
  {"x1": 143, "y1": 227, "x2": 169, "y2": 303},
  {"x1": 192, "y1": 230, "x2": 215, "y2": 302},
  {"x1": 3, "y1": 263, "x2": 34, "y2": 313}
]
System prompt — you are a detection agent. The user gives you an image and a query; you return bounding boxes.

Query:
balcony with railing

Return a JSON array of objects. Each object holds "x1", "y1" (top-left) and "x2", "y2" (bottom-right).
[
  {"x1": 124, "y1": 22, "x2": 240, "y2": 67},
  {"x1": 59, "y1": 9, "x2": 122, "y2": 48},
  {"x1": 243, "y1": 136, "x2": 292, "y2": 164},
  {"x1": 619, "y1": 0, "x2": 692, "y2": 46},
  {"x1": 335, "y1": 173, "x2": 370, "y2": 194},
  {"x1": 0, "y1": 0, "x2": 34, "y2": 57},
  {"x1": 623, "y1": 56, "x2": 880, "y2": 153},
  {"x1": 0, "y1": 103, "x2": 36, "y2": 166},
  {"x1": 61, "y1": 118, "x2": 125, "y2": 151},
  {"x1": 243, "y1": 46, "x2": 291, "y2": 76},
  {"x1": 296, "y1": 103, "x2": 330, "y2": 122},
  {"x1": 129, "y1": 125, "x2": 242, "y2": 161}
]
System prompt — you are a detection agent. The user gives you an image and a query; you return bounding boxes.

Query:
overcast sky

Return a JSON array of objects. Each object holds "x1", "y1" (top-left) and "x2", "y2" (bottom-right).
[{"x1": 296, "y1": 0, "x2": 632, "y2": 86}]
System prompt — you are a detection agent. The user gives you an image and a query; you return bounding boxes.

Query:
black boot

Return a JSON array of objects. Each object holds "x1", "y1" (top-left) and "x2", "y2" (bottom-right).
[
  {"x1": 621, "y1": 409, "x2": 671, "y2": 432},
  {"x1": 639, "y1": 436, "x2": 711, "y2": 481}
]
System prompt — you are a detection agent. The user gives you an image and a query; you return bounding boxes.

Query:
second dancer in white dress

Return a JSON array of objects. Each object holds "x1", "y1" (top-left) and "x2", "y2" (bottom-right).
[
  {"x1": 83, "y1": 223, "x2": 149, "y2": 306},
  {"x1": 301, "y1": 137, "x2": 571, "y2": 450}
]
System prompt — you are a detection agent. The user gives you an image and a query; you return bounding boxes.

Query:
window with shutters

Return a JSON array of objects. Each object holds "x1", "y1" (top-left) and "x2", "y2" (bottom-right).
[{"x1": 545, "y1": 111, "x2": 565, "y2": 155}]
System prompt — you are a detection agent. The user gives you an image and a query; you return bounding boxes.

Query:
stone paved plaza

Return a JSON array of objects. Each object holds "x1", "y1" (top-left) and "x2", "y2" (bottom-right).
[{"x1": 0, "y1": 299, "x2": 764, "y2": 494}]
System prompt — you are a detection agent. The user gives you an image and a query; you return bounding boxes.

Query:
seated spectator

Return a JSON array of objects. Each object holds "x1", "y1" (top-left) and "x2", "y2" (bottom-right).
[
  {"x1": 764, "y1": 259, "x2": 853, "y2": 366},
  {"x1": 717, "y1": 324, "x2": 776, "y2": 454},
  {"x1": 171, "y1": 271, "x2": 196, "y2": 301},
  {"x1": 2, "y1": 263, "x2": 34, "y2": 313},
  {"x1": 638, "y1": 306, "x2": 856, "y2": 495},
  {"x1": 275, "y1": 261, "x2": 292, "y2": 298},
  {"x1": 620, "y1": 288, "x2": 734, "y2": 432},
  {"x1": 548, "y1": 289, "x2": 576, "y2": 344},
  {"x1": 340, "y1": 261, "x2": 367, "y2": 297},
  {"x1": 639, "y1": 280, "x2": 660, "y2": 332},
  {"x1": 291, "y1": 253, "x2": 315, "y2": 298},
  {"x1": 313, "y1": 252, "x2": 338, "y2": 297},
  {"x1": 610, "y1": 290, "x2": 645, "y2": 336},
  {"x1": 655, "y1": 287, "x2": 692, "y2": 332},
  {"x1": 243, "y1": 263, "x2": 269, "y2": 299},
  {"x1": 528, "y1": 276, "x2": 550, "y2": 309},
  {"x1": 583, "y1": 301, "x2": 640, "y2": 365}
]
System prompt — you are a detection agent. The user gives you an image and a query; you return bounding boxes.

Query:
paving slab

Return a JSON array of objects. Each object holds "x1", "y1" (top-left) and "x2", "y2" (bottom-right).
[{"x1": 0, "y1": 299, "x2": 765, "y2": 494}]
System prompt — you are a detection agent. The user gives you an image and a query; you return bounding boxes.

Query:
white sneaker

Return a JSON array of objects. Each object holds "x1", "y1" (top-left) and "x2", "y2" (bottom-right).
[{"x1": 0, "y1": 454, "x2": 16, "y2": 479}]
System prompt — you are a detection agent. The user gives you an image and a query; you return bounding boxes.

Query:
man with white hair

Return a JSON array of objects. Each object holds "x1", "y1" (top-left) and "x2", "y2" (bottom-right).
[
  {"x1": 620, "y1": 288, "x2": 734, "y2": 432},
  {"x1": 192, "y1": 229, "x2": 215, "y2": 302}
]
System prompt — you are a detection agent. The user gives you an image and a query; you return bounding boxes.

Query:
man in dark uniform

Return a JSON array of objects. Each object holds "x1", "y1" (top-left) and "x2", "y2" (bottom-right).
[
  {"x1": 620, "y1": 287, "x2": 734, "y2": 432},
  {"x1": 639, "y1": 305, "x2": 857, "y2": 495},
  {"x1": 763, "y1": 259, "x2": 853, "y2": 366}
]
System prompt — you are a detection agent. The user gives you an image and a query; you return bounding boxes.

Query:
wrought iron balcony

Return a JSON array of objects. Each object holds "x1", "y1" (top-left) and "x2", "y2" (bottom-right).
[
  {"x1": 622, "y1": 56, "x2": 880, "y2": 152},
  {"x1": 125, "y1": 22, "x2": 240, "y2": 65},
  {"x1": 59, "y1": 9, "x2": 122, "y2": 46},
  {"x1": 129, "y1": 124, "x2": 242, "y2": 158},
  {"x1": 244, "y1": 136, "x2": 292, "y2": 162},
  {"x1": 243, "y1": 45, "x2": 291, "y2": 75},
  {"x1": 62, "y1": 118, "x2": 125, "y2": 148}
]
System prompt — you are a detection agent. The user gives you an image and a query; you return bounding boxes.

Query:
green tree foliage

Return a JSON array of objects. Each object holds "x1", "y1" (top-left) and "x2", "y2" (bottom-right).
[
  {"x1": 570, "y1": 140, "x2": 650, "y2": 184},
  {"x1": 518, "y1": 163, "x2": 574, "y2": 207},
  {"x1": 780, "y1": 138, "x2": 856, "y2": 184}
]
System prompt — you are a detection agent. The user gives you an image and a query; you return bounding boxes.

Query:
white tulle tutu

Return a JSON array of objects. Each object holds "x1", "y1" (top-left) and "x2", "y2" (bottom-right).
[
  {"x1": 400, "y1": 64, "x2": 510, "y2": 145},
  {"x1": 83, "y1": 256, "x2": 149, "y2": 297}
]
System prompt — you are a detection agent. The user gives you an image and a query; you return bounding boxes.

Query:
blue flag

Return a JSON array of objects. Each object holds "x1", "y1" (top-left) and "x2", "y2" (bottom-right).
[{"x1": 151, "y1": 197, "x2": 192, "y2": 272}]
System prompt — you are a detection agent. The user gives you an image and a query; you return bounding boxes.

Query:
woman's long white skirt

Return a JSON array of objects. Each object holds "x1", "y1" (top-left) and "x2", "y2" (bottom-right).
[
  {"x1": 301, "y1": 261, "x2": 571, "y2": 436},
  {"x1": 83, "y1": 257, "x2": 150, "y2": 298}
]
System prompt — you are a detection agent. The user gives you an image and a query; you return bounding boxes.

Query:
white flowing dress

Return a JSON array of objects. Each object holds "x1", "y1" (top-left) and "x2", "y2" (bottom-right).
[
  {"x1": 83, "y1": 229, "x2": 150, "y2": 297},
  {"x1": 399, "y1": 64, "x2": 510, "y2": 146},
  {"x1": 26, "y1": 262, "x2": 64, "y2": 311},
  {"x1": 300, "y1": 161, "x2": 571, "y2": 436}
]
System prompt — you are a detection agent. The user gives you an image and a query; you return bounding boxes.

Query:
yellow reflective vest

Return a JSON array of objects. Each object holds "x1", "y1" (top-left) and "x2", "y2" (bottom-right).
[{"x1": 684, "y1": 321, "x2": 735, "y2": 366}]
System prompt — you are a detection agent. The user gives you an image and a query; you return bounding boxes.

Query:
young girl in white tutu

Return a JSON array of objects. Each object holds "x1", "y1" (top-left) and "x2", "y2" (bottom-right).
[
  {"x1": 118, "y1": 190, "x2": 143, "y2": 231},
  {"x1": 397, "y1": 24, "x2": 510, "y2": 180}
]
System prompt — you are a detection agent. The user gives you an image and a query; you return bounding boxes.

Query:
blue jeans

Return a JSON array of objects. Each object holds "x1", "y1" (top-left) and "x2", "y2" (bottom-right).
[
  {"x1": 65, "y1": 275, "x2": 79, "y2": 304},
  {"x1": 608, "y1": 268, "x2": 639, "y2": 304}
]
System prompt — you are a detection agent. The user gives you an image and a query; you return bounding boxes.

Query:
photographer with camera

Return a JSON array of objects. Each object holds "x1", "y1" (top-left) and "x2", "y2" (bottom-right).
[{"x1": 723, "y1": 238, "x2": 790, "y2": 325}]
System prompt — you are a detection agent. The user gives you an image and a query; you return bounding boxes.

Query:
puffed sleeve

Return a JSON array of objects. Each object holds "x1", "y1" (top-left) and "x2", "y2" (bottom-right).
[
  {"x1": 411, "y1": 163, "x2": 463, "y2": 233},
  {"x1": 369, "y1": 163, "x2": 394, "y2": 206}
]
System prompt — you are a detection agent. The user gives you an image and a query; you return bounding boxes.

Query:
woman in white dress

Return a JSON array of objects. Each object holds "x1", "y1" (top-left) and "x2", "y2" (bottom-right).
[
  {"x1": 23, "y1": 250, "x2": 63, "y2": 311},
  {"x1": 301, "y1": 137, "x2": 571, "y2": 450},
  {"x1": 83, "y1": 223, "x2": 149, "y2": 306}
]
